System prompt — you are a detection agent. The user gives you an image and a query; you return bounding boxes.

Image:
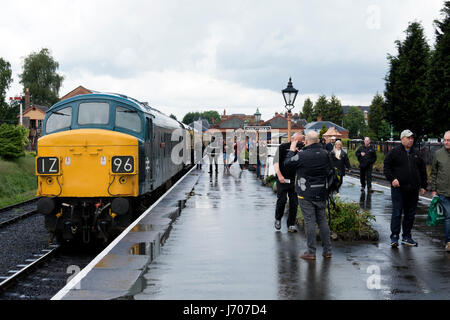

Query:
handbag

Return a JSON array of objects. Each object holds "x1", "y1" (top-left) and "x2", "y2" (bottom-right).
[{"x1": 426, "y1": 196, "x2": 445, "y2": 226}]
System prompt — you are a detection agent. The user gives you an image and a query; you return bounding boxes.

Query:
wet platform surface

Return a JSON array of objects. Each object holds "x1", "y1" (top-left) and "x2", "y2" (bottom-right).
[{"x1": 130, "y1": 167, "x2": 450, "y2": 300}]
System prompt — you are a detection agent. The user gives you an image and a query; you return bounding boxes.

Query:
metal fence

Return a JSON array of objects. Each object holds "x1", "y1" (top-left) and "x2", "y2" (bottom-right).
[{"x1": 346, "y1": 139, "x2": 444, "y2": 165}]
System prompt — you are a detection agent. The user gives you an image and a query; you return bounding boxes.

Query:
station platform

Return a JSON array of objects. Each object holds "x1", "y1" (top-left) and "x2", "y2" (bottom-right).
[{"x1": 53, "y1": 164, "x2": 450, "y2": 300}]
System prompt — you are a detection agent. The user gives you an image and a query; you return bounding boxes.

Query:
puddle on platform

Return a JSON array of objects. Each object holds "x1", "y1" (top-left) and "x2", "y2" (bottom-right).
[{"x1": 129, "y1": 242, "x2": 155, "y2": 257}]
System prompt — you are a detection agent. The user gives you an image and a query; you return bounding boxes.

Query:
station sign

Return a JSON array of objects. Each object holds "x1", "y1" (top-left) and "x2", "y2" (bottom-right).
[{"x1": 244, "y1": 126, "x2": 271, "y2": 131}]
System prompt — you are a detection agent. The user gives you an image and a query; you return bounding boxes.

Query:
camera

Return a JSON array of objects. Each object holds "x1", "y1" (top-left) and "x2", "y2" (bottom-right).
[{"x1": 296, "y1": 142, "x2": 304, "y2": 150}]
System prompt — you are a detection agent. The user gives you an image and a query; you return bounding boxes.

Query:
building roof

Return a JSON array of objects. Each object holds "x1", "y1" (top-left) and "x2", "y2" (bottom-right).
[
  {"x1": 322, "y1": 126, "x2": 342, "y2": 137},
  {"x1": 59, "y1": 85, "x2": 96, "y2": 101},
  {"x1": 188, "y1": 118, "x2": 210, "y2": 132},
  {"x1": 305, "y1": 121, "x2": 348, "y2": 132},
  {"x1": 18, "y1": 105, "x2": 49, "y2": 118},
  {"x1": 261, "y1": 114, "x2": 304, "y2": 129}
]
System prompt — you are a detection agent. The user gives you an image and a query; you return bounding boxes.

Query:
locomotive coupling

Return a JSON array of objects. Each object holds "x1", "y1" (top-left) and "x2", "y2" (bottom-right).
[
  {"x1": 37, "y1": 197, "x2": 56, "y2": 216},
  {"x1": 111, "y1": 197, "x2": 130, "y2": 216}
]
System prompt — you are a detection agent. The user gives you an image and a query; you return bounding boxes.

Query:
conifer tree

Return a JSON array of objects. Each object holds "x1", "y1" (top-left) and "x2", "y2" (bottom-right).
[
  {"x1": 384, "y1": 22, "x2": 431, "y2": 139},
  {"x1": 428, "y1": 1, "x2": 450, "y2": 137}
]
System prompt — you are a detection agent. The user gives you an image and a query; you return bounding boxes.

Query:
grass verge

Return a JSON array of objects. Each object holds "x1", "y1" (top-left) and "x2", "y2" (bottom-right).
[{"x1": 0, "y1": 153, "x2": 37, "y2": 208}]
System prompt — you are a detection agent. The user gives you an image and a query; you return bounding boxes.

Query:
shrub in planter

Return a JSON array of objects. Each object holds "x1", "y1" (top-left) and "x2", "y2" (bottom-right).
[{"x1": 296, "y1": 197, "x2": 378, "y2": 241}]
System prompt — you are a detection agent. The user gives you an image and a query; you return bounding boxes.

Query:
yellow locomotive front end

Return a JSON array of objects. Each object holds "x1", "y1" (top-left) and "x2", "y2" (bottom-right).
[
  {"x1": 36, "y1": 128, "x2": 139, "y2": 244},
  {"x1": 37, "y1": 129, "x2": 138, "y2": 198}
]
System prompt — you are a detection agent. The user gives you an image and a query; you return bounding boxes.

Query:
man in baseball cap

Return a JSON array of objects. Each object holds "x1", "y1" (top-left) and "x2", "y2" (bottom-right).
[
  {"x1": 384, "y1": 129, "x2": 427, "y2": 247},
  {"x1": 400, "y1": 129, "x2": 414, "y2": 139}
]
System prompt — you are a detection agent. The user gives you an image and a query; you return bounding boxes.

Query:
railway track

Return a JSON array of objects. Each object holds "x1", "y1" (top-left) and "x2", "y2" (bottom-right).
[
  {"x1": 0, "y1": 198, "x2": 39, "y2": 228},
  {"x1": 0, "y1": 245, "x2": 60, "y2": 294}
]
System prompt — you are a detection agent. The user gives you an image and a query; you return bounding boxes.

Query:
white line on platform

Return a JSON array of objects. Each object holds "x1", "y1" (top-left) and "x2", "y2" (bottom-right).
[
  {"x1": 345, "y1": 176, "x2": 432, "y2": 203},
  {"x1": 51, "y1": 165, "x2": 198, "y2": 300}
]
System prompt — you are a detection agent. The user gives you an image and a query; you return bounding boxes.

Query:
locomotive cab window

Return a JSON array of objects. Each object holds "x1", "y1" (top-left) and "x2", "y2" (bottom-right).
[
  {"x1": 115, "y1": 106, "x2": 142, "y2": 133},
  {"x1": 46, "y1": 106, "x2": 72, "y2": 133},
  {"x1": 78, "y1": 102, "x2": 110, "y2": 125}
]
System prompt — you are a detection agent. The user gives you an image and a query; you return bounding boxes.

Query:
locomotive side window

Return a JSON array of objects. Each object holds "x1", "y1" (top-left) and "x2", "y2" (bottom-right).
[
  {"x1": 46, "y1": 106, "x2": 72, "y2": 133},
  {"x1": 78, "y1": 102, "x2": 109, "y2": 125},
  {"x1": 115, "y1": 106, "x2": 142, "y2": 133}
]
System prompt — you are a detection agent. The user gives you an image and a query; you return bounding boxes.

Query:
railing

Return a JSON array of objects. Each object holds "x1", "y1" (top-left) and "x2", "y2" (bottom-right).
[{"x1": 346, "y1": 139, "x2": 444, "y2": 165}]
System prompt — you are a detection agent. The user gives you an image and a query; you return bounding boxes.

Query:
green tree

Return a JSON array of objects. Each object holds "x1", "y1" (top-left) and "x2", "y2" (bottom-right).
[
  {"x1": 0, "y1": 124, "x2": 29, "y2": 159},
  {"x1": 19, "y1": 48, "x2": 64, "y2": 106},
  {"x1": 0, "y1": 58, "x2": 13, "y2": 124},
  {"x1": 378, "y1": 120, "x2": 391, "y2": 141},
  {"x1": 313, "y1": 95, "x2": 328, "y2": 121},
  {"x1": 368, "y1": 93, "x2": 386, "y2": 140},
  {"x1": 326, "y1": 95, "x2": 344, "y2": 125},
  {"x1": 344, "y1": 106, "x2": 366, "y2": 138},
  {"x1": 302, "y1": 98, "x2": 314, "y2": 122},
  {"x1": 319, "y1": 124, "x2": 327, "y2": 139},
  {"x1": 428, "y1": 1, "x2": 450, "y2": 137},
  {"x1": 384, "y1": 22, "x2": 431, "y2": 139},
  {"x1": 182, "y1": 112, "x2": 202, "y2": 124},
  {"x1": 201, "y1": 110, "x2": 220, "y2": 124}
]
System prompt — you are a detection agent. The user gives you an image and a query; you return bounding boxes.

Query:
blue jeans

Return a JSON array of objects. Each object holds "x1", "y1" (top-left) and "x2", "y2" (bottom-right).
[
  {"x1": 390, "y1": 187, "x2": 419, "y2": 240},
  {"x1": 439, "y1": 195, "x2": 450, "y2": 243}
]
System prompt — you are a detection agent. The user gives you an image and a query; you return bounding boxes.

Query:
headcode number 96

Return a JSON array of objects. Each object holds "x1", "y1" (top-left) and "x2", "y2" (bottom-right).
[{"x1": 112, "y1": 156, "x2": 134, "y2": 173}]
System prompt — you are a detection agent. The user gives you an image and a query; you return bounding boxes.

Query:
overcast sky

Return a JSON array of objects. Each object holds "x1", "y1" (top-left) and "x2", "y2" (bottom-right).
[{"x1": 1, "y1": 0, "x2": 446, "y2": 121}]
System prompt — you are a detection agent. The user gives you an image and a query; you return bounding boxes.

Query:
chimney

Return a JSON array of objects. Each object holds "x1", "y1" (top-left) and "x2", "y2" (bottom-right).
[
  {"x1": 223, "y1": 109, "x2": 226, "y2": 116},
  {"x1": 317, "y1": 115, "x2": 322, "y2": 122},
  {"x1": 25, "y1": 88, "x2": 30, "y2": 109}
]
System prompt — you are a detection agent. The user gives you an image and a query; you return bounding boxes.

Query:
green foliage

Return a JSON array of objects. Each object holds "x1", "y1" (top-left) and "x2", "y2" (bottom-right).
[
  {"x1": 296, "y1": 198, "x2": 376, "y2": 235},
  {"x1": 428, "y1": 1, "x2": 450, "y2": 137},
  {"x1": 327, "y1": 198, "x2": 376, "y2": 234},
  {"x1": 302, "y1": 98, "x2": 314, "y2": 122},
  {"x1": 313, "y1": 95, "x2": 328, "y2": 120},
  {"x1": 0, "y1": 153, "x2": 37, "y2": 208},
  {"x1": 327, "y1": 95, "x2": 344, "y2": 125},
  {"x1": 384, "y1": 22, "x2": 431, "y2": 139},
  {"x1": 182, "y1": 110, "x2": 220, "y2": 125},
  {"x1": 19, "y1": 48, "x2": 64, "y2": 106},
  {"x1": 368, "y1": 93, "x2": 386, "y2": 140},
  {"x1": 265, "y1": 174, "x2": 276, "y2": 185},
  {"x1": 0, "y1": 100, "x2": 20, "y2": 125},
  {"x1": 0, "y1": 124, "x2": 29, "y2": 159},
  {"x1": 0, "y1": 57, "x2": 13, "y2": 125},
  {"x1": 319, "y1": 124, "x2": 327, "y2": 139},
  {"x1": 343, "y1": 106, "x2": 366, "y2": 138},
  {"x1": 0, "y1": 57, "x2": 12, "y2": 98}
]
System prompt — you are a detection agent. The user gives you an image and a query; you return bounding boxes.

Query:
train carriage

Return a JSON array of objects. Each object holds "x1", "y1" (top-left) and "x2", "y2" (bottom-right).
[{"x1": 36, "y1": 93, "x2": 190, "y2": 244}]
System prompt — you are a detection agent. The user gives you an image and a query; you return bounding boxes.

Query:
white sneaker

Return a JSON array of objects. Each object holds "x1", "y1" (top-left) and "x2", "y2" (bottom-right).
[{"x1": 288, "y1": 225, "x2": 297, "y2": 233}]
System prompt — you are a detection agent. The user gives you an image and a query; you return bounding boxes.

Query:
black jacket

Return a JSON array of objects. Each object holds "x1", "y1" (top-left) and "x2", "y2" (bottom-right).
[
  {"x1": 284, "y1": 143, "x2": 332, "y2": 201},
  {"x1": 356, "y1": 144, "x2": 377, "y2": 168},
  {"x1": 274, "y1": 142, "x2": 296, "y2": 180},
  {"x1": 383, "y1": 144, "x2": 428, "y2": 191},
  {"x1": 330, "y1": 150, "x2": 351, "y2": 177}
]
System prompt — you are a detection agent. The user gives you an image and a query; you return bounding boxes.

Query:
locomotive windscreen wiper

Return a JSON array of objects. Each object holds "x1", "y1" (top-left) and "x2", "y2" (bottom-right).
[
  {"x1": 52, "y1": 111, "x2": 71, "y2": 116},
  {"x1": 118, "y1": 110, "x2": 137, "y2": 113}
]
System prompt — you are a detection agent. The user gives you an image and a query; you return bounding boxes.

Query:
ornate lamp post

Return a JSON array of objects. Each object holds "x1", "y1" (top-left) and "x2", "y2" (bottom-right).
[{"x1": 282, "y1": 78, "x2": 298, "y2": 142}]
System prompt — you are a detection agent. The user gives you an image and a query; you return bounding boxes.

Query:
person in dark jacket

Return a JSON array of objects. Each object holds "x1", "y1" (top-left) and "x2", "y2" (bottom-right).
[
  {"x1": 330, "y1": 140, "x2": 351, "y2": 194},
  {"x1": 273, "y1": 133, "x2": 304, "y2": 233},
  {"x1": 356, "y1": 137, "x2": 377, "y2": 192},
  {"x1": 325, "y1": 136, "x2": 336, "y2": 152},
  {"x1": 284, "y1": 131, "x2": 333, "y2": 260},
  {"x1": 384, "y1": 129, "x2": 427, "y2": 248}
]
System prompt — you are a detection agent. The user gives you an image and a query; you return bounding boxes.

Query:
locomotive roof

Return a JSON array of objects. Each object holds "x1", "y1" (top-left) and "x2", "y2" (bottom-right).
[{"x1": 50, "y1": 92, "x2": 184, "y2": 129}]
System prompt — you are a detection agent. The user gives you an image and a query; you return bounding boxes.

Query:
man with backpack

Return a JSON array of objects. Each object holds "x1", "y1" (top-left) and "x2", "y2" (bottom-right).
[
  {"x1": 284, "y1": 131, "x2": 333, "y2": 260},
  {"x1": 430, "y1": 130, "x2": 450, "y2": 252}
]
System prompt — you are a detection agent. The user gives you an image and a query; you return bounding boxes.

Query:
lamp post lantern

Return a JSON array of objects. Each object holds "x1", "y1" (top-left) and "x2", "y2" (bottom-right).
[{"x1": 282, "y1": 77, "x2": 298, "y2": 142}]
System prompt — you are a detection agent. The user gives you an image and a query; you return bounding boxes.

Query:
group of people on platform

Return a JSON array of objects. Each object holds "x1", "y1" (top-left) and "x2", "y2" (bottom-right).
[{"x1": 274, "y1": 129, "x2": 450, "y2": 260}]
